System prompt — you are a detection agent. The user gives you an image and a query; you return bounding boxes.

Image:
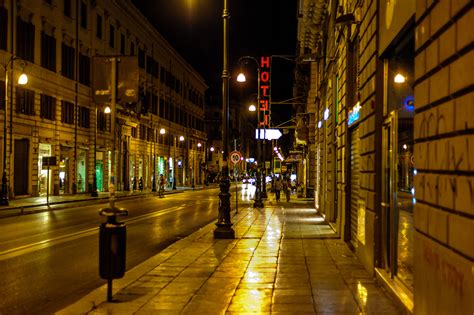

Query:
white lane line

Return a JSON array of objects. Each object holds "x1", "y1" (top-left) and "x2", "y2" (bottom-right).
[{"x1": 0, "y1": 205, "x2": 183, "y2": 261}]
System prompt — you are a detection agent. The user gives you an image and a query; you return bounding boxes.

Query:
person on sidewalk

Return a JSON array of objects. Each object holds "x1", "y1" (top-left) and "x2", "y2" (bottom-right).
[
  {"x1": 158, "y1": 174, "x2": 165, "y2": 198},
  {"x1": 283, "y1": 178, "x2": 290, "y2": 202},
  {"x1": 274, "y1": 177, "x2": 282, "y2": 202}
]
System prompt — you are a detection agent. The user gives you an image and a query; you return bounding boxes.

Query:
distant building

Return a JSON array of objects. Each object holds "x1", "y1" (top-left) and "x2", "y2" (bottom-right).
[{"x1": 0, "y1": 0, "x2": 207, "y2": 197}]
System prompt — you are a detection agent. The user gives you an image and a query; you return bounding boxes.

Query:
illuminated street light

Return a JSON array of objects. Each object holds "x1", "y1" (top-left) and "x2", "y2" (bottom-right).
[
  {"x1": 160, "y1": 128, "x2": 166, "y2": 135},
  {"x1": 394, "y1": 73, "x2": 406, "y2": 83},
  {"x1": 248, "y1": 104, "x2": 256, "y2": 112},
  {"x1": 236, "y1": 73, "x2": 246, "y2": 82}
]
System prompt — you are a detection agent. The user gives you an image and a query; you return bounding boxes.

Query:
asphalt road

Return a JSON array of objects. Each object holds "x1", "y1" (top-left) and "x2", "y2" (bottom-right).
[{"x1": 0, "y1": 187, "x2": 241, "y2": 314}]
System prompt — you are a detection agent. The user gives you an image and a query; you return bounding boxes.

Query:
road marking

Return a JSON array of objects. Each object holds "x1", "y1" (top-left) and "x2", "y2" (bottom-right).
[{"x1": 0, "y1": 205, "x2": 183, "y2": 261}]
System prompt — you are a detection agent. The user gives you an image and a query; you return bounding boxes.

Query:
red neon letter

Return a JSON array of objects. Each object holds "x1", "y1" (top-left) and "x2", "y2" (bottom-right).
[
  {"x1": 260, "y1": 85, "x2": 269, "y2": 97},
  {"x1": 261, "y1": 56, "x2": 270, "y2": 68},
  {"x1": 261, "y1": 71, "x2": 269, "y2": 82}
]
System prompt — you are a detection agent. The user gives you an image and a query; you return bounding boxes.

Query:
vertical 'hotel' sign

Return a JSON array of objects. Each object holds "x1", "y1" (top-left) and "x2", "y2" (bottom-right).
[{"x1": 259, "y1": 56, "x2": 271, "y2": 127}]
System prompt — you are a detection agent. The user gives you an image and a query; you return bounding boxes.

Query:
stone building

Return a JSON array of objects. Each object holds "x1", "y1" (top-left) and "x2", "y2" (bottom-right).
[
  {"x1": 0, "y1": 0, "x2": 207, "y2": 198},
  {"x1": 297, "y1": 0, "x2": 473, "y2": 313}
]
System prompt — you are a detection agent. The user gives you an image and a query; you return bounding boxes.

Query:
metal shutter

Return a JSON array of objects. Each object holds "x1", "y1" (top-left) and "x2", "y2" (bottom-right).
[{"x1": 350, "y1": 128, "x2": 360, "y2": 248}]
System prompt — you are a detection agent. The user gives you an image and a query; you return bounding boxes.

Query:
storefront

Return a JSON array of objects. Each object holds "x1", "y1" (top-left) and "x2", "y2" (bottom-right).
[
  {"x1": 95, "y1": 151, "x2": 105, "y2": 192},
  {"x1": 129, "y1": 154, "x2": 136, "y2": 190},
  {"x1": 59, "y1": 145, "x2": 73, "y2": 194},
  {"x1": 38, "y1": 143, "x2": 53, "y2": 196},
  {"x1": 377, "y1": 0, "x2": 415, "y2": 299},
  {"x1": 76, "y1": 149, "x2": 87, "y2": 193}
]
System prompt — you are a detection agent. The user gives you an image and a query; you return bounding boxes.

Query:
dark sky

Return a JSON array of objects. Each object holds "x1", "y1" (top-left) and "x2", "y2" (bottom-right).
[{"x1": 131, "y1": 0, "x2": 298, "y2": 123}]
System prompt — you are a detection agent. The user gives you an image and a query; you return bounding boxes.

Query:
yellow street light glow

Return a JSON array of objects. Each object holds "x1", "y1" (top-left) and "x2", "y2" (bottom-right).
[
  {"x1": 394, "y1": 73, "x2": 406, "y2": 83},
  {"x1": 236, "y1": 73, "x2": 246, "y2": 82},
  {"x1": 18, "y1": 73, "x2": 28, "y2": 85},
  {"x1": 248, "y1": 104, "x2": 256, "y2": 112},
  {"x1": 160, "y1": 128, "x2": 166, "y2": 134},
  {"x1": 104, "y1": 106, "x2": 111, "y2": 114},
  {"x1": 210, "y1": 146, "x2": 215, "y2": 152},
  {"x1": 179, "y1": 135, "x2": 184, "y2": 141},
  {"x1": 197, "y1": 142, "x2": 202, "y2": 147}
]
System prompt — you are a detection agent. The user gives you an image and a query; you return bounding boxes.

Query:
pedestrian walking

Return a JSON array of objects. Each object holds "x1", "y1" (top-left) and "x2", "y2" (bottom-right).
[
  {"x1": 158, "y1": 174, "x2": 165, "y2": 198},
  {"x1": 283, "y1": 178, "x2": 290, "y2": 202},
  {"x1": 274, "y1": 177, "x2": 282, "y2": 202}
]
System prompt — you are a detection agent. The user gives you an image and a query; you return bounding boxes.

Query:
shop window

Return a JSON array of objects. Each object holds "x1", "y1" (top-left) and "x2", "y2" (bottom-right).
[
  {"x1": 62, "y1": 43, "x2": 75, "y2": 79},
  {"x1": 41, "y1": 32, "x2": 56, "y2": 72},
  {"x1": 40, "y1": 94, "x2": 56, "y2": 120},
  {"x1": 61, "y1": 100, "x2": 74, "y2": 124},
  {"x1": 16, "y1": 87, "x2": 35, "y2": 115},
  {"x1": 78, "y1": 106, "x2": 90, "y2": 128},
  {"x1": 0, "y1": 7, "x2": 7, "y2": 51},
  {"x1": 79, "y1": 53, "x2": 90, "y2": 86},
  {"x1": 16, "y1": 17, "x2": 35, "y2": 62}
]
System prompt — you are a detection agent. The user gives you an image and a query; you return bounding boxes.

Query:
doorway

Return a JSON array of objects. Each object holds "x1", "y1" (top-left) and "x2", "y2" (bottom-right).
[{"x1": 14, "y1": 138, "x2": 29, "y2": 196}]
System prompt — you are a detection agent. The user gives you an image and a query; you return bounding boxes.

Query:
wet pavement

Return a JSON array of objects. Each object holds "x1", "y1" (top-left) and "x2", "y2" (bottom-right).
[{"x1": 58, "y1": 197, "x2": 402, "y2": 314}]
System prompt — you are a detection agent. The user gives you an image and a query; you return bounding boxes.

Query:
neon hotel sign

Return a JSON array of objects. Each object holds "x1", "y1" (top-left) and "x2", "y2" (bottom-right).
[{"x1": 259, "y1": 56, "x2": 270, "y2": 127}]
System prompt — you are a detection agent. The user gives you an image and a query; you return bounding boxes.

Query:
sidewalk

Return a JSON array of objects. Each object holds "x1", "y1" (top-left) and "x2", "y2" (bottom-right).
[{"x1": 58, "y1": 197, "x2": 402, "y2": 314}]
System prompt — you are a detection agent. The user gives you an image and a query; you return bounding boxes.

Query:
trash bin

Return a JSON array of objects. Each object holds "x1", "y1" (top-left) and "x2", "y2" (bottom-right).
[{"x1": 99, "y1": 221, "x2": 126, "y2": 279}]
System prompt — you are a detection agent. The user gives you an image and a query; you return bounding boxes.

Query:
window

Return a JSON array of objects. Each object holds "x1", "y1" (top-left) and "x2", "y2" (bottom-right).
[
  {"x1": 96, "y1": 14, "x2": 102, "y2": 39},
  {"x1": 159, "y1": 97, "x2": 164, "y2": 117},
  {"x1": 16, "y1": 18, "x2": 35, "y2": 62},
  {"x1": 151, "y1": 93, "x2": 158, "y2": 115},
  {"x1": 120, "y1": 33, "x2": 125, "y2": 55},
  {"x1": 146, "y1": 55, "x2": 153, "y2": 74},
  {"x1": 131, "y1": 127, "x2": 137, "y2": 138},
  {"x1": 138, "y1": 48, "x2": 145, "y2": 68},
  {"x1": 109, "y1": 25, "x2": 115, "y2": 48},
  {"x1": 62, "y1": 43, "x2": 75, "y2": 79},
  {"x1": 130, "y1": 42, "x2": 135, "y2": 56},
  {"x1": 78, "y1": 106, "x2": 90, "y2": 128},
  {"x1": 0, "y1": 80, "x2": 5, "y2": 109},
  {"x1": 139, "y1": 124, "x2": 146, "y2": 140},
  {"x1": 61, "y1": 100, "x2": 74, "y2": 124},
  {"x1": 0, "y1": 7, "x2": 7, "y2": 51},
  {"x1": 80, "y1": 1, "x2": 87, "y2": 29},
  {"x1": 16, "y1": 87, "x2": 35, "y2": 115},
  {"x1": 97, "y1": 110, "x2": 107, "y2": 132},
  {"x1": 41, "y1": 32, "x2": 56, "y2": 72},
  {"x1": 40, "y1": 94, "x2": 56, "y2": 120},
  {"x1": 64, "y1": 0, "x2": 71, "y2": 17},
  {"x1": 79, "y1": 53, "x2": 90, "y2": 86},
  {"x1": 147, "y1": 127, "x2": 154, "y2": 141}
]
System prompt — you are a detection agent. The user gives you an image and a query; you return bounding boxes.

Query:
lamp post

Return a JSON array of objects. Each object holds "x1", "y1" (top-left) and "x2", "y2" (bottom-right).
[
  {"x1": 213, "y1": 0, "x2": 234, "y2": 239},
  {"x1": 237, "y1": 56, "x2": 264, "y2": 208},
  {"x1": 151, "y1": 127, "x2": 157, "y2": 192},
  {"x1": 172, "y1": 135, "x2": 184, "y2": 189},
  {"x1": 1, "y1": 57, "x2": 28, "y2": 205}
]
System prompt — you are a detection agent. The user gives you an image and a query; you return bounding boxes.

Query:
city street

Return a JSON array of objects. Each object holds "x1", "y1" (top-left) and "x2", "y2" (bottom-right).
[{"x1": 0, "y1": 187, "x2": 233, "y2": 314}]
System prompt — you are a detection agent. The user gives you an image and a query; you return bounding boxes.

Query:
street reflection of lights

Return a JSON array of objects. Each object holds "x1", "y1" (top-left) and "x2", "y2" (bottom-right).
[
  {"x1": 357, "y1": 282, "x2": 368, "y2": 306},
  {"x1": 304, "y1": 217, "x2": 325, "y2": 223},
  {"x1": 394, "y1": 73, "x2": 406, "y2": 83}
]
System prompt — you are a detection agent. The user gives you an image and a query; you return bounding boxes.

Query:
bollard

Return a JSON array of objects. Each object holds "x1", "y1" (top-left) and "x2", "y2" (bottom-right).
[{"x1": 99, "y1": 207, "x2": 128, "y2": 302}]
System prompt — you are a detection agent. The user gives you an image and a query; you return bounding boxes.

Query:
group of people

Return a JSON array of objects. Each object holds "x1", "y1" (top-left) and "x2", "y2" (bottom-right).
[{"x1": 273, "y1": 177, "x2": 296, "y2": 202}]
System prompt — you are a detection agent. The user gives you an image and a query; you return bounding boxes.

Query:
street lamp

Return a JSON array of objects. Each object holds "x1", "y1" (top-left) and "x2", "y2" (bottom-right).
[
  {"x1": 237, "y1": 55, "x2": 264, "y2": 208},
  {"x1": 1, "y1": 57, "x2": 28, "y2": 205},
  {"x1": 214, "y1": 0, "x2": 234, "y2": 239}
]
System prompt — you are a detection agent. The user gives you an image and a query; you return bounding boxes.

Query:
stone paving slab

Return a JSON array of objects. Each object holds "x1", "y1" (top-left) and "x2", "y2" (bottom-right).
[{"x1": 58, "y1": 202, "x2": 402, "y2": 315}]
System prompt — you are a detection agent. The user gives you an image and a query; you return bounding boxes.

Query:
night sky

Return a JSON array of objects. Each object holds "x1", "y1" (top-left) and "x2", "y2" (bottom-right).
[{"x1": 131, "y1": 0, "x2": 298, "y2": 125}]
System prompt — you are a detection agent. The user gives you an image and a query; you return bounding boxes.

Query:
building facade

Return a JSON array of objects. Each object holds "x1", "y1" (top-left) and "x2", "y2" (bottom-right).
[
  {"x1": 297, "y1": 0, "x2": 473, "y2": 313},
  {"x1": 0, "y1": 0, "x2": 207, "y2": 198}
]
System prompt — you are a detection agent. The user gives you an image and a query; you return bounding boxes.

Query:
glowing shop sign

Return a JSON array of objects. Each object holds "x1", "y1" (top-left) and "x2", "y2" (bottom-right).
[{"x1": 348, "y1": 102, "x2": 361, "y2": 126}]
